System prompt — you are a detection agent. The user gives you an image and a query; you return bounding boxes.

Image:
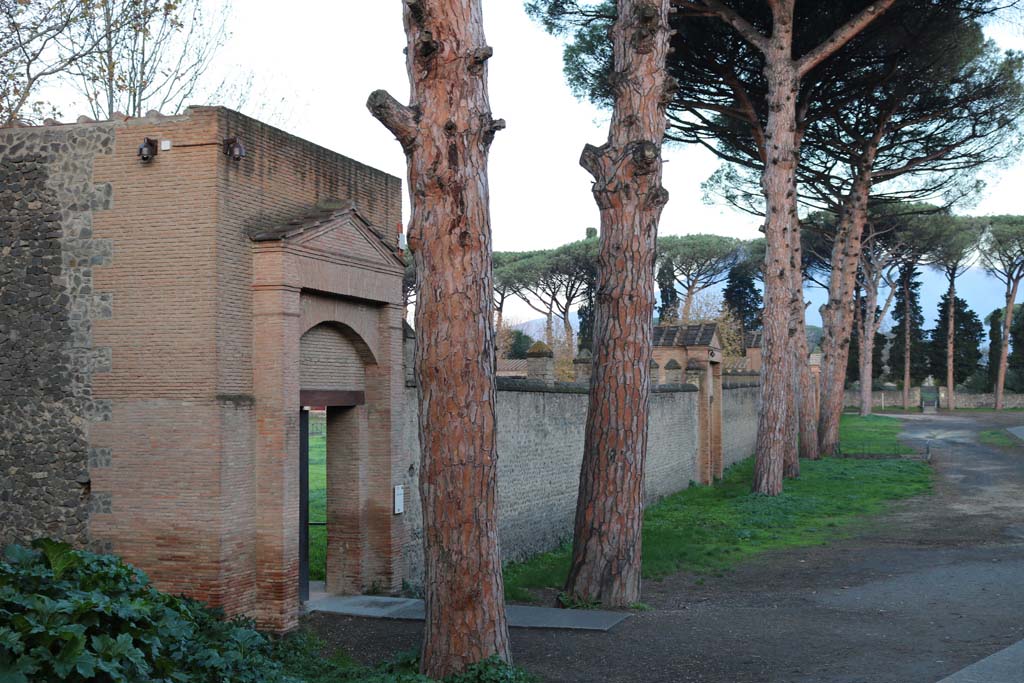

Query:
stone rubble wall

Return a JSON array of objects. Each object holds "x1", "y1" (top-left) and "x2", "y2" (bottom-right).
[
  {"x1": 937, "y1": 389, "x2": 1024, "y2": 409},
  {"x1": 0, "y1": 125, "x2": 115, "y2": 548},
  {"x1": 722, "y1": 384, "x2": 760, "y2": 469},
  {"x1": 840, "y1": 387, "x2": 1024, "y2": 410},
  {"x1": 401, "y1": 379, "x2": 760, "y2": 585},
  {"x1": 844, "y1": 387, "x2": 921, "y2": 409}
]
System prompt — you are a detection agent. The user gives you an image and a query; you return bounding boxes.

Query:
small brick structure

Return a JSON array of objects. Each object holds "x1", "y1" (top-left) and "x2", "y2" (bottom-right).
[
  {"x1": 652, "y1": 324, "x2": 724, "y2": 484},
  {"x1": 0, "y1": 107, "x2": 405, "y2": 632}
]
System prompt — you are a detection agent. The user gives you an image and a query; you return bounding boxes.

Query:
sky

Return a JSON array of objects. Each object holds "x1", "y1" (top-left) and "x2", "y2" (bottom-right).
[{"x1": 44, "y1": 1, "x2": 1022, "y2": 335}]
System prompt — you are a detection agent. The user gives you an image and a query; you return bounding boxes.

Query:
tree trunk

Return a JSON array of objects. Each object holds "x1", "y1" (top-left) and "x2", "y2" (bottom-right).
[
  {"x1": 858, "y1": 328, "x2": 873, "y2": 416},
  {"x1": 367, "y1": 2, "x2": 510, "y2": 677},
  {"x1": 859, "y1": 280, "x2": 881, "y2": 417},
  {"x1": 563, "y1": 311, "x2": 576, "y2": 354},
  {"x1": 755, "y1": 9, "x2": 802, "y2": 495},
  {"x1": 795, "y1": 306, "x2": 818, "y2": 463},
  {"x1": 565, "y1": 0, "x2": 672, "y2": 607},
  {"x1": 902, "y1": 269, "x2": 912, "y2": 411},
  {"x1": 946, "y1": 280, "x2": 956, "y2": 411},
  {"x1": 817, "y1": 181, "x2": 869, "y2": 456},
  {"x1": 789, "y1": 215, "x2": 815, "y2": 472},
  {"x1": 995, "y1": 279, "x2": 1019, "y2": 410},
  {"x1": 681, "y1": 286, "x2": 695, "y2": 322}
]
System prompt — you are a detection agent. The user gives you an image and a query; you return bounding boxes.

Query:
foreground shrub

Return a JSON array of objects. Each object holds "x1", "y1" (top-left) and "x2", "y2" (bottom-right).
[
  {"x1": 0, "y1": 541, "x2": 534, "y2": 683},
  {"x1": 0, "y1": 539, "x2": 291, "y2": 683}
]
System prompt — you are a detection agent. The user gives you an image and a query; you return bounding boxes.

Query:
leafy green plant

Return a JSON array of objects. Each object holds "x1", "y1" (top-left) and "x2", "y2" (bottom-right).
[
  {"x1": 0, "y1": 541, "x2": 296, "y2": 683},
  {"x1": 556, "y1": 592, "x2": 600, "y2": 610},
  {"x1": 0, "y1": 544, "x2": 536, "y2": 683}
]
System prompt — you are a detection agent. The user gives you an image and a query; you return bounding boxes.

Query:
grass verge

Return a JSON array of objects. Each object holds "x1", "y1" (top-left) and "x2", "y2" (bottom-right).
[
  {"x1": 839, "y1": 414, "x2": 916, "y2": 455},
  {"x1": 309, "y1": 431, "x2": 327, "y2": 581},
  {"x1": 979, "y1": 429, "x2": 1020, "y2": 449},
  {"x1": 504, "y1": 417, "x2": 930, "y2": 604}
]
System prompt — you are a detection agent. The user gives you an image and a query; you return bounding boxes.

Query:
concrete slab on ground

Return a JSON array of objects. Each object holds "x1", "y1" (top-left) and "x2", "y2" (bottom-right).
[
  {"x1": 1007, "y1": 426, "x2": 1024, "y2": 441},
  {"x1": 936, "y1": 638, "x2": 1024, "y2": 683},
  {"x1": 304, "y1": 594, "x2": 630, "y2": 631}
]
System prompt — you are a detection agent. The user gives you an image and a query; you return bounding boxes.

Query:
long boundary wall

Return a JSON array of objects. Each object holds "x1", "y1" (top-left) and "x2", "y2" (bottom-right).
[{"x1": 400, "y1": 380, "x2": 761, "y2": 585}]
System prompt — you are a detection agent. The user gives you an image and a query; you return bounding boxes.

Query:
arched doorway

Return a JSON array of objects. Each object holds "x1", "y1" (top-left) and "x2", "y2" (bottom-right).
[{"x1": 299, "y1": 321, "x2": 374, "y2": 600}]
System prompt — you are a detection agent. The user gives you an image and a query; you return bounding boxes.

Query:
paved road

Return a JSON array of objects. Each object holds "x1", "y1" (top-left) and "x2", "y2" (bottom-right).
[{"x1": 307, "y1": 412, "x2": 1024, "y2": 682}]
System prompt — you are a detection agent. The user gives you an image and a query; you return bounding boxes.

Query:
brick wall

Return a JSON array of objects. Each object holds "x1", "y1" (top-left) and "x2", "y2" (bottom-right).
[
  {"x1": 2, "y1": 108, "x2": 405, "y2": 625},
  {"x1": 300, "y1": 323, "x2": 366, "y2": 391}
]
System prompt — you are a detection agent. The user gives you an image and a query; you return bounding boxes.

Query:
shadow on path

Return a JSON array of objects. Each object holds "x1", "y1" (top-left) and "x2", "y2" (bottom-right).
[{"x1": 306, "y1": 412, "x2": 1024, "y2": 683}]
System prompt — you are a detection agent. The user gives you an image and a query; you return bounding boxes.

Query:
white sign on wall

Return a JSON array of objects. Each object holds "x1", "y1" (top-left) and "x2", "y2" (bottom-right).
[{"x1": 393, "y1": 485, "x2": 404, "y2": 515}]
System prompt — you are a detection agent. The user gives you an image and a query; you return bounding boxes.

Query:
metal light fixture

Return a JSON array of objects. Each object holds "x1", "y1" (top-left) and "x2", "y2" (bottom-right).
[
  {"x1": 137, "y1": 137, "x2": 158, "y2": 162},
  {"x1": 223, "y1": 137, "x2": 246, "y2": 161}
]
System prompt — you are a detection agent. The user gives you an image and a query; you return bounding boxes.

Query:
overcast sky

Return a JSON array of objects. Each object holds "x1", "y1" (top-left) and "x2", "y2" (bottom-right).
[{"x1": 47, "y1": 2, "x2": 1024, "y2": 331}]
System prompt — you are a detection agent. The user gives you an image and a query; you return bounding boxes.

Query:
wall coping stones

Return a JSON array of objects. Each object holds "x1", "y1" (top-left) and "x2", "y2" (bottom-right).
[{"x1": 494, "y1": 378, "x2": 699, "y2": 394}]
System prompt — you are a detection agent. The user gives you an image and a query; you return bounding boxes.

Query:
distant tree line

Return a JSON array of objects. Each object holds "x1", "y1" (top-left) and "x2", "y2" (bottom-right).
[
  {"x1": 404, "y1": 231, "x2": 767, "y2": 358},
  {"x1": 803, "y1": 209, "x2": 1024, "y2": 412}
]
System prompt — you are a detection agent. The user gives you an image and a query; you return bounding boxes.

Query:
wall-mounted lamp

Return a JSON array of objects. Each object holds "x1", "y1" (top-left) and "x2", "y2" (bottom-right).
[
  {"x1": 137, "y1": 137, "x2": 158, "y2": 162},
  {"x1": 223, "y1": 137, "x2": 246, "y2": 161}
]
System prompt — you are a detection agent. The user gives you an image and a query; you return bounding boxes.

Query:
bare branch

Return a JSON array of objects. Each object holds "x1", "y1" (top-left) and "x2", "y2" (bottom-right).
[
  {"x1": 367, "y1": 89, "x2": 419, "y2": 153},
  {"x1": 796, "y1": 0, "x2": 898, "y2": 78}
]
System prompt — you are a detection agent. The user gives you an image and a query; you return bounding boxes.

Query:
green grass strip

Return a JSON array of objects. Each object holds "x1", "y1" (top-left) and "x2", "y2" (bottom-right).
[
  {"x1": 504, "y1": 424, "x2": 931, "y2": 603},
  {"x1": 979, "y1": 429, "x2": 1020, "y2": 449},
  {"x1": 839, "y1": 414, "x2": 916, "y2": 455}
]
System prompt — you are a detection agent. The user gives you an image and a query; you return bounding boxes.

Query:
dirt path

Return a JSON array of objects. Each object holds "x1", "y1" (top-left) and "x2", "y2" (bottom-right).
[{"x1": 306, "y1": 412, "x2": 1024, "y2": 682}]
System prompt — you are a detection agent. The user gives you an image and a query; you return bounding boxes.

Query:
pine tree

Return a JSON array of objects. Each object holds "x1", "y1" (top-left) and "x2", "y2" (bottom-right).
[
  {"x1": 927, "y1": 295, "x2": 984, "y2": 386},
  {"x1": 722, "y1": 264, "x2": 762, "y2": 332},
  {"x1": 846, "y1": 306, "x2": 886, "y2": 384},
  {"x1": 988, "y1": 308, "x2": 1003, "y2": 391},
  {"x1": 890, "y1": 265, "x2": 928, "y2": 387}
]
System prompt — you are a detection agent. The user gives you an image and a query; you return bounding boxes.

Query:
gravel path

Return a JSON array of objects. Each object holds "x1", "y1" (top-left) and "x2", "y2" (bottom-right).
[{"x1": 306, "y1": 412, "x2": 1024, "y2": 682}]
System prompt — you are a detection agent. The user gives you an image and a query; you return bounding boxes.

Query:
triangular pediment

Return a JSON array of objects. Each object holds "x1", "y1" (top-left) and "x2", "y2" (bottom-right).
[{"x1": 251, "y1": 205, "x2": 402, "y2": 268}]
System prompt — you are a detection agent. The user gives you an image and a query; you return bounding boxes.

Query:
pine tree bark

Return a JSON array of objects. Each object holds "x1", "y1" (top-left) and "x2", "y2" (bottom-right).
[
  {"x1": 564, "y1": 0, "x2": 672, "y2": 606},
  {"x1": 368, "y1": 1, "x2": 510, "y2": 677},
  {"x1": 945, "y1": 280, "x2": 956, "y2": 411},
  {"x1": 995, "y1": 279, "x2": 1019, "y2": 410},
  {"x1": 858, "y1": 276, "x2": 888, "y2": 417},
  {"x1": 795, "y1": 307, "x2": 819, "y2": 462},
  {"x1": 789, "y1": 218, "x2": 815, "y2": 472},
  {"x1": 817, "y1": 181, "x2": 870, "y2": 455},
  {"x1": 902, "y1": 268, "x2": 913, "y2": 410},
  {"x1": 681, "y1": 287, "x2": 695, "y2": 322},
  {"x1": 754, "y1": 10, "x2": 801, "y2": 496}
]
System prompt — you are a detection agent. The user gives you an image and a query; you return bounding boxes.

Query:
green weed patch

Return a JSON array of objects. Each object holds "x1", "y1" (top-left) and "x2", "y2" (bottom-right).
[{"x1": 504, "y1": 450, "x2": 931, "y2": 603}]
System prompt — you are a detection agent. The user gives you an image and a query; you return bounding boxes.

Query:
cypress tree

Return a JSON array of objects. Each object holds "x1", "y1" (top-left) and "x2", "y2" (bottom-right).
[
  {"x1": 656, "y1": 261, "x2": 680, "y2": 325},
  {"x1": 890, "y1": 265, "x2": 929, "y2": 387},
  {"x1": 722, "y1": 264, "x2": 763, "y2": 333}
]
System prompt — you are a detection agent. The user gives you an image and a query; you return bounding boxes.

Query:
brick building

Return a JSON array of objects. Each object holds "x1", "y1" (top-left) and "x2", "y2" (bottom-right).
[{"x1": 0, "y1": 107, "x2": 406, "y2": 632}]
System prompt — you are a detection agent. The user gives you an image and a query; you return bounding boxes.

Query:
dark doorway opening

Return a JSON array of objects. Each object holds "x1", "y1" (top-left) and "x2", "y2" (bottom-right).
[{"x1": 299, "y1": 407, "x2": 310, "y2": 602}]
